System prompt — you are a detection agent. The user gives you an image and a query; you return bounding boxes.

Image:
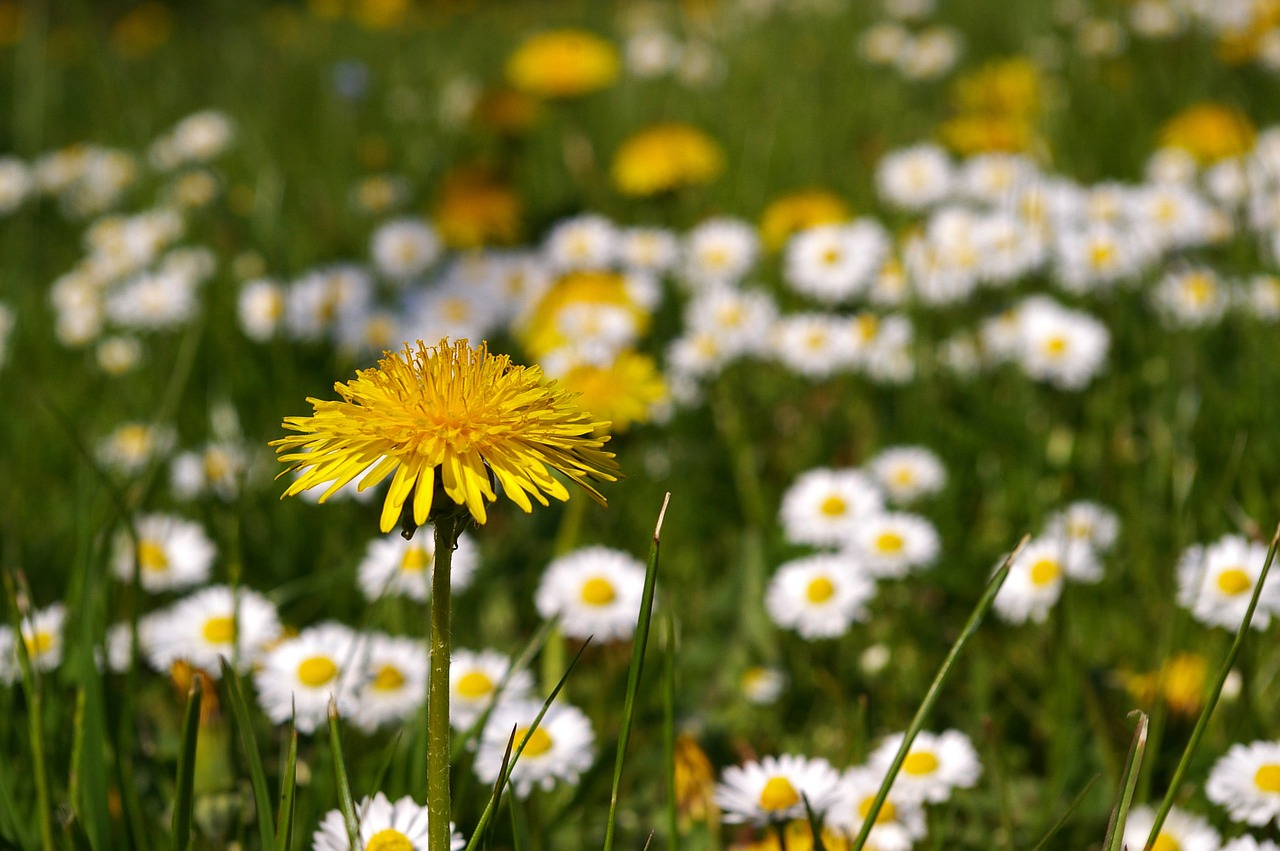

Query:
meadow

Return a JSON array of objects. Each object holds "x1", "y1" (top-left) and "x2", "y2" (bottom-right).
[{"x1": 2, "y1": 1, "x2": 1280, "y2": 849}]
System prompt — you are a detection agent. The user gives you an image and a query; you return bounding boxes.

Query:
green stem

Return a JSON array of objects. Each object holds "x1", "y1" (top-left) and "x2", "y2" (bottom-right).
[{"x1": 428, "y1": 515, "x2": 460, "y2": 851}]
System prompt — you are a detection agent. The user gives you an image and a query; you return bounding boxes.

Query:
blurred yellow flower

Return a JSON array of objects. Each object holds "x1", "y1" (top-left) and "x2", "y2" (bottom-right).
[
  {"x1": 506, "y1": 29, "x2": 620, "y2": 98},
  {"x1": 110, "y1": 2, "x2": 173, "y2": 60},
  {"x1": 433, "y1": 165, "x2": 522, "y2": 249},
  {"x1": 758, "y1": 189, "x2": 851, "y2": 251},
  {"x1": 1216, "y1": 0, "x2": 1280, "y2": 64},
  {"x1": 611, "y1": 123, "x2": 724, "y2": 197},
  {"x1": 1160, "y1": 103, "x2": 1256, "y2": 164},
  {"x1": 732, "y1": 820, "x2": 849, "y2": 851},
  {"x1": 557, "y1": 351, "x2": 667, "y2": 434},
  {"x1": 939, "y1": 114, "x2": 1038, "y2": 156},
  {"x1": 274, "y1": 339, "x2": 619, "y2": 532},
  {"x1": 674, "y1": 734, "x2": 717, "y2": 825},
  {"x1": 472, "y1": 86, "x2": 543, "y2": 136},
  {"x1": 352, "y1": 0, "x2": 410, "y2": 30},
  {"x1": 1123, "y1": 652, "x2": 1209, "y2": 717},
  {"x1": 520, "y1": 270, "x2": 649, "y2": 359},
  {"x1": 951, "y1": 57, "x2": 1042, "y2": 119}
]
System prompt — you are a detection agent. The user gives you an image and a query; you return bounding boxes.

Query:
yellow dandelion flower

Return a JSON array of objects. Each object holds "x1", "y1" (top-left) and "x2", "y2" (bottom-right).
[
  {"x1": 558, "y1": 351, "x2": 667, "y2": 434},
  {"x1": 1160, "y1": 103, "x2": 1256, "y2": 164},
  {"x1": 273, "y1": 339, "x2": 620, "y2": 533},
  {"x1": 519, "y1": 270, "x2": 650, "y2": 359},
  {"x1": 432, "y1": 165, "x2": 523, "y2": 249},
  {"x1": 674, "y1": 734, "x2": 717, "y2": 826},
  {"x1": 110, "y1": 1, "x2": 173, "y2": 59},
  {"x1": 472, "y1": 86, "x2": 542, "y2": 136},
  {"x1": 1123, "y1": 652, "x2": 1208, "y2": 717},
  {"x1": 759, "y1": 189, "x2": 852, "y2": 252},
  {"x1": 938, "y1": 114, "x2": 1039, "y2": 156},
  {"x1": 951, "y1": 57, "x2": 1043, "y2": 119},
  {"x1": 611, "y1": 122, "x2": 725, "y2": 197},
  {"x1": 506, "y1": 29, "x2": 620, "y2": 99}
]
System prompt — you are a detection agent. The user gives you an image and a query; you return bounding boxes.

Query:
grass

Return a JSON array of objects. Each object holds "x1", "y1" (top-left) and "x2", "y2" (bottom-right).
[{"x1": 1, "y1": 0, "x2": 1280, "y2": 849}]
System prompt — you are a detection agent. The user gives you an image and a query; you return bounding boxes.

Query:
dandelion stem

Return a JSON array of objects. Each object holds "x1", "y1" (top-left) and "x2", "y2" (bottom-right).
[{"x1": 428, "y1": 513, "x2": 460, "y2": 851}]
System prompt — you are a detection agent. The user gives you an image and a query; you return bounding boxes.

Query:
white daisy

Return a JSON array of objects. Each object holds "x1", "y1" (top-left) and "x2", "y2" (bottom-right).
[
  {"x1": 0, "y1": 156, "x2": 33, "y2": 214},
  {"x1": 779, "y1": 468, "x2": 885, "y2": 548},
  {"x1": 876, "y1": 144, "x2": 953, "y2": 211},
  {"x1": 95, "y1": 335, "x2": 144, "y2": 375},
  {"x1": 152, "y1": 110, "x2": 235, "y2": 168},
  {"x1": 543, "y1": 214, "x2": 618, "y2": 272},
  {"x1": 867, "y1": 446, "x2": 947, "y2": 505},
  {"x1": 618, "y1": 227, "x2": 679, "y2": 273},
  {"x1": 170, "y1": 442, "x2": 248, "y2": 502},
  {"x1": 356, "y1": 531, "x2": 479, "y2": 603},
  {"x1": 254, "y1": 622, "x2": 363, "y2": 734},
  {"x1": 765, "y1": 554, "x2": 876, "y2": 639},
  {"x1": 895, "y1": 26, "x2": 963, "y2": 80},
  {"x1": 312, "y1": 792, "x2": 463, "y2": 851},
  {"x1": 1052, "y1": 223, "x2": 1143, "y2": 295},
  {"x1": 351, "y1": 633, "x2": 428, "y2": 733},
  {"x1": 993, "y1": 537, "x2": 1070, "y2": 624},
  {"x1": 104, "y1": 614, "x2": 164, "y2": 673},
  {"x1": 956, "y1": 153, "x2": 1037, "y2": 205},
  {"x1": 683, "y1": 287, "x2": 778, "y2": 361},
  {"x1": 237, "y1": 278, "x2": 285, "y2": 342},
  {"x1": 784, "y1": 220, "x2": 889, "y2": 305},
  {"x1": 1044, "y1": 501, "x2": 1119, "y2": 552},
  {"x1": 0, "y1": 603, "x2": 66, "y2": 683},
  {"x1": 866, "y1": 730, "x2": 981, "y2": 805},
  {"x1": 1176, "y1": 534, "x2": 1280, "y2": 631},
  {"x1": 97, "y1": 422, "x2": 176, "y2": 476},
  {"x1": 0, "y1": 303, "x2": 14, "y2": 370},
  {"x1": 1122, "y1": 805, "x2": 1220, "y2": 851},
  {"x1": 1153, "y1": 266, "x2": 1230, "y2": 328},
  {"x1": 740, "y1": 666, "x2": 787, "y2": 705},
  {"x1": 112, "y1": 513, "x2": 216, "y2": 593},
  {"x1": 474, "y1": 699, "x2": 595, "y2": 798},
  {"x1": 849, "y1": 512, "x2": 940, "y2": 578},
  {"x1": 770, "y1": 313, "x2": 856, "y2": 379},
  {"x1": 1206, "y1": 740, "x2": 1280, "y2": 826},
  {"x1": 1015, "y1": 296, "x2": 1110, "y2": 390},
  {"x1": 825, "y1": 765, "x2": 927, "y2": 851},
  {"x1": 370, "y1": 218, "x2": 441, "y2": 281},
  {"x1": 714, "y1": 754, "x2": 841, "y2": 826},
  {"x1": 534, "y1": 546, "x2": 648, "y2": 643},
  {"x1": 1243, "y1": 274, "x2": 1280, "y2": 321},
  {"x1": 1223, "y1": 837, "x2": 1280, "y2": 851},
  {"x1": 145, "y1": 585, "x2": 281, "y2": 675},
  {"x1": 450, "y1": 648, "x2": 535, "y2": 732},
  {"x1": 104, "y1": 268, "x2": 203, "y2": 332},
  {"x1": 680, "y1": 217, "x2": 759, "y2": 289}
]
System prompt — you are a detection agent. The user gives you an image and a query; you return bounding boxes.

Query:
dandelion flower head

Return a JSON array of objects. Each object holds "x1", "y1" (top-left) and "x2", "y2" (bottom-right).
[{"x1": 274, "y1": 338, "x2": 620, "y2": 532}]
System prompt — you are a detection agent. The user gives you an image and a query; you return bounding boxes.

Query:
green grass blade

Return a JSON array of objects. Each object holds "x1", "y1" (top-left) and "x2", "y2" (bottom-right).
[
  {"x1": 662, "y1": 613, "x2": 678, "y2": 851},
  {"x1": 328, "y1": 699, "x2": 361, "y2": 850},
  {"x1": 1103, "y1": 711, "x2": 1149, "y2": 851},
  {"x1": 1, "y1": 569, "x2": 55, "y2": 851},
  {"x1": 369, "y1": 728, "x2": 405, "y2": 797},
  {"x1": 274, "y1": 716, "x2": 299, "y2": 851},
  {"x1": 1028, "y1": 773, "x2": 1101, "y2": 851},
  {"x1": 1144, "y1": 523, "x2": 1280, "y2": 849},
  {"x1": 480, "y1": 726, "x2": 517, "y2": 851},
  {"x1": 219, "y1": 657, "x2": 276, "y2": 850},
  {"x1": 802, "y1": 794, "x2": 827, "y2": 851},
  {"x1": 171, "y1": 677, "x2": 204, "y2": 851},
  {"x1": 603, "y1": 493, "x2": 669, "y2": 851},
  {"x1": 848, "y1": 534, "x2": 1027, "y2": 851},
  {"x1": 463, "y1": 637, "x2": 593, "y2": 851}
]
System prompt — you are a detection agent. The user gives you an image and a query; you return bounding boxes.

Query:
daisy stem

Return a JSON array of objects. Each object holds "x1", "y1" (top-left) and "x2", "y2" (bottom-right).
[
  {"x1": 1143, "y1": 522, "x2": 1280, "y2": 850},
  {"x1": 428, "y1": 513, "x2": 460, "y2": 851}
]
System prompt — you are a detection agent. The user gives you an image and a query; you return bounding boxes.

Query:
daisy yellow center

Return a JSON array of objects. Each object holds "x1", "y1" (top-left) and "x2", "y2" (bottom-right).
[
  {"x1": 516, "y1": 726, "x2": 553, "y2": 757},
  {"x1": 1151, "y1": 834, "x2": 1180, "y2": 851},
  {"x1": 858, "y1": 795, "x2": 897, "y2": 824},
  {"x1": 137, "y1": 540, "x2": 169, "y2": 572},
  {"x1": 1254, "y1": 763, "x2": 1280, "y2": 792},
  {"x1": 822, "y1": 247, "x2": 842, "y2": 265},
  {"x1": 892, "y1": 468, "x2": 915, "y2": 486},
  {"x1": 875, "y1": 532, "x2": 905, "y2": 554},
  {"x1": 820, "y1": 495, "x2": 847, "y2": 517},
  {"x1": 1216, "y1": 567, "x2": 1252, "y2": 596},
  {"x1": 204, "y1": 450, "x2": 231, "y2": 482},
  {"x1": 1067, "y1": 519, "x2": 1093, "y2": 539},
  {"x1": 1185, "y1": 275, "x2": 1215, "y2": 306},
  {"x1": 24, "y1": 631, "x2": 53, "y2": 658},
  {"x1": 758, "y1": 776, "x2": 800, "y2": 811},
  {"x1": 718, "y1": 305, "x2": 744, "y2": 328},
  {"x1": 365, "y1": 828, "x2": 414, "y2": 851},
  {"x1": 201, "y1": 616, "x2": 235, "y2": 644},
  {"x1": 400, "y1": 545, "x2": 430, "y2": 573},
  {"x1": 806, "y1": 577, "x2": 836, "y2": 603},
  {"x1": 703, "y1": 246, "x2": 729, "y2": 269},
  {"x1": 581, "y1": 576, "x2": 617, "y2": 606},
  {"x1": 297, "y1": 656, "x2": 338, "y2": 687},
  {"x1": 373, "y1": 665, "x2": 406, "y2": 692},
  {"x1": 902, "y1": 751, "x2": 939, "y2": 776},
  {"x1": 805, "y1": 330, "x2": 828, "y2": 350},
  {"x1": 1042, "y1": 335, "x2": 1068, "y2": 357},
  {"x1": 456, "y1": 670, "x2": 494, "y2": 699},
  {"x1": 1030, "y1": 558, "x2": 1061, "y2": 587},
  {"x1": 1089, "y1": 243, "x2": 1115, "y2": 269},
  {"x1": 855, "y1": 314, "x2": 880, "y2": 342}
]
